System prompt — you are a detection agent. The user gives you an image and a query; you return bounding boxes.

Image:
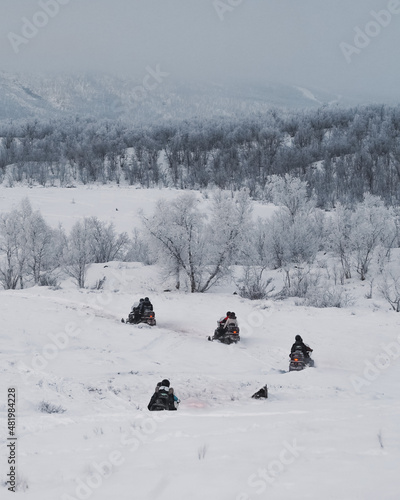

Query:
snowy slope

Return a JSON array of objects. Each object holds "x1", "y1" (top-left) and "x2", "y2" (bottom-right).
[
  {"x1": 1, "y1": 187, "x2": 400, "y2": 500},
  {"x1": 0, "y1": 71, "x2": 344, "y2": 122}
]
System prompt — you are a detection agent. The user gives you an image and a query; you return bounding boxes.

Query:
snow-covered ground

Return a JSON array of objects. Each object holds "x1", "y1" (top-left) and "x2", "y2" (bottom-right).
[{"x1": 1, "y1": 186, "x2": 400, "y2": 500}]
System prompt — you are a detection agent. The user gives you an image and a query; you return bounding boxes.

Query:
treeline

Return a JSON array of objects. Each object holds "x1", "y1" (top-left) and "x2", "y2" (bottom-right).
[{"x1": 1, "y1": 103, "x2": 400, "y2": 207}]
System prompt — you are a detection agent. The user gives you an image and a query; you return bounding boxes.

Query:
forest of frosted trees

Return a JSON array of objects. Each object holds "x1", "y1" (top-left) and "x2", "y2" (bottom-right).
[{"x1": 1, "y1": 103, "x2": 400, "y2": 208}]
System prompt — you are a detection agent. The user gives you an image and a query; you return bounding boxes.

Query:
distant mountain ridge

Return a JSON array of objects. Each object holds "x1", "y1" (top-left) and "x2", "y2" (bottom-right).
[{"x1": 0, "y1": 71, "x2": 347, "y2": 123}]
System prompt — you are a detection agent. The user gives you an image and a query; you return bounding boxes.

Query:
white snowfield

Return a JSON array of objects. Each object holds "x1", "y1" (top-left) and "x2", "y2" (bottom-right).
[{"x1": 1, "y1": 186, "x2": 400, "y2": 500}]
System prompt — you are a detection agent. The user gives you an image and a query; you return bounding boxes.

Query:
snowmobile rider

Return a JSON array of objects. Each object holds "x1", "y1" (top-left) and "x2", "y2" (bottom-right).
[
  {"x1": 130, "y1": 298, "x2": 144, "y2": 322},
  {"x1": 147, "y1": 379, "x2": 179, "y2": 411},
  {"x1": 215, "y1": 311, "x2": 231, "y2": 338},
  {"x1": 226, "y1": 311, "x2": 238, "y2": 329},
  {"x1": 291, "y1": 335, "x2": 313, "y2": 358},
  {"x1": 215, "y1": 311, "x2": 238, "y2": 337},
  {"x1": 141, "y1": 297, "x2": 153, "y2": 314}
]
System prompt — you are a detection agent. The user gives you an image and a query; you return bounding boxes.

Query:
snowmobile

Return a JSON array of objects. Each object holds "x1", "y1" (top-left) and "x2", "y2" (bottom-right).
[
  {"x1": 289, "y1": 349, "x2": 314, "y2": 371},
  {"x1": 208, "y1": 323, "x2": 240, "y2": 344},
  {"x1": 122, "y1": 307, "x2": 156, "y2": 326}
]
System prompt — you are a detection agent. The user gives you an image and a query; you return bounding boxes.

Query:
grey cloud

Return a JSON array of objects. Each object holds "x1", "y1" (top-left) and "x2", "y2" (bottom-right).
[{"x1": 1, "y1": 0, "x2": 399, "y2": 102}]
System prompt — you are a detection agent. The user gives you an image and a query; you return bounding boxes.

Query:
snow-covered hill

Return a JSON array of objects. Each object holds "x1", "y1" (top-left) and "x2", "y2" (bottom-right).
[
  {"x1": 1, "y1": 186, "x2": 400, "y2": 499},
  {"x1": 0, "y1": 71, "x2": 343, "y2": 122}
]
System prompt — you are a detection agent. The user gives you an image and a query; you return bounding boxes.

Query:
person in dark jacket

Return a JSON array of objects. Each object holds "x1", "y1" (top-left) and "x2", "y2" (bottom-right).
[
  {"x1": 137, "y1": 298, "x2": 145, "y2": 316},
  {"x1": 291, "y1": 335, "x2": 313, "y2": 358},
  {"x1": 128, "y1": 298, "x2": 144, "y2": 323},
  {"x1": 147, "y1": 379, "x2": 179, "y2": 411},
  {"x1": 142, "y1": 297, "x2": 153, "y2": 312}
]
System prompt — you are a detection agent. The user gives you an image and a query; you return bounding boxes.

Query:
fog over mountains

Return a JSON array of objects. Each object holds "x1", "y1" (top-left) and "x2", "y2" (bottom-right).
[{"x1": 0, "y1": 71, "x2": 355, "y2": 123}]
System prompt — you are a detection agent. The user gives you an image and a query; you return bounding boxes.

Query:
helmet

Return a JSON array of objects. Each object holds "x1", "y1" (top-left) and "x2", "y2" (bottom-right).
[
  {"x1": 145, "y1": 297, "x2": 149, "y2": 301},
  {"x1": 161, "y1": 379, "x2": 170, "y2": 387},
  {"x1": 139, "y1": 298, "x2": 144, "y2": 302},
  {"x1": 295, "y1": 335, "x2": 302, "y2": 342}
]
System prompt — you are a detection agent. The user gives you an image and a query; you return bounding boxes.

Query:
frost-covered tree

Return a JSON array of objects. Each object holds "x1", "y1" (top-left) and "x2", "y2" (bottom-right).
[
  {"x1": 236, "y1": 218, "x2": 275, "y2": 300},
  {"x1": 0, "y1": 199, "x2": 33, "y2": 289},
  {"x1": 379, "y1": 270, "x2": 400, "y2": 312},
  {"x1": 23, "y1": 204, "x2": 54, "y2": 284},
  {"x1": 0, "y1": 199, "x2": 62, "y2": 288},
  {"x1": 265, "y1": 209, "x2": 320, "y2": 270},
  {"x1": 327, "y1": 204, "x2": 353, "y2": 279},
  {"x1": 328, "y1": 194, "x2": 396, "y2": 281},
  {"x1": 200, "y1": 189, "x2": 253, "y2": 292},
  {"x1": 267, "y1": 174, "x2": 314, "y2": 221},
  {"x1": 350, "y1": 194, "x2": 396, "y2": 280},
  {"x1": 86, "y1": 216, "x2": 129, "y2": 263},
  {"x1": 0, "y1": 210, "x2": 21, "y2": 289},
  {"x1": 63, "y1": 219, "x2": 93, "y2": 288},
  {"x1": 141, "y1": 189, "x2": 252, "y2": 292},
  {"x1": 260, "y1": 176, "x2": 322, "y2": 297},
  {"x1": 141, "y1": 193, "x2": 205, "y2": 292}
]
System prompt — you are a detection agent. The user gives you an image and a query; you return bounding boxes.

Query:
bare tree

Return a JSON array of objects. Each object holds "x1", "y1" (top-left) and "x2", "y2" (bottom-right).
[
  {"x1": 141, "y1": 193, "x2": 205, "y2": 292},
  {"x1": 141, "y1": 189, "x2": 252, "y2": 292},
  {"x1": 328, "y1": 204, "x2": 353, "y2": 279},
  {"x1": 379, "y1": 271, "x2": 400, "y2": 312},
  {"x1": 267, "y1": 174, "x2": 314, "y2": 221},
  {"x1": 0, "y1": 211, "x2": 20, "y2": 289},
  {"x1": 63, "y1": 219, "x2": 93, "y2": 288},
  {"x1": 197, "y1": 189, "x2": 253, "y2": 292},
  {"x1": 25, "y1": 209, "x2": 53, "y2": 284},
  {"x1": 86, "y1": 216, "x2": 129, "y2": 263},
  {"x1": 350, "y1": 194, "x2": 396, "y2": 281}
]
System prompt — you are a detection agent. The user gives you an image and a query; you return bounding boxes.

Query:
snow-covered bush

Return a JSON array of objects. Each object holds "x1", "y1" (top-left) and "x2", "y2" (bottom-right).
[
  {"x1": 279, "y1": 265, "x2": 322, "y2": 299},
  {"x1": 38, "y1": 272, "x2": 60, "y2": 288},
  {"x1": 38, "y1": 401, "x2": 66, "y2": 414},
  {"x1": 236, "y1": 267, "x2": 275, "y2": 300},
  {"x1": 305, "y1": 287, "x2": 355, "y2": 308}
]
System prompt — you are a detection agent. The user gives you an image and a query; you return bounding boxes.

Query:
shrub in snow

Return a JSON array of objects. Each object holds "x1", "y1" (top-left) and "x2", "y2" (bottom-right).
[
  {"x1": 39, "y1": 272, "x2": 60, "y2": 288},
  {"x1": 305, "y1": 287, "x2": 355, "y2": 308},
  {"x1": 38, "y1": 401, "x2": 66, "y2": 414},
  {"x1": 279, "y1": 265, "x2": 321, "y2": 299},
  {"x1": 91, "y1": 276, "x2": 106, "y2": 290},
  {"x1": 237, "y1": 267, "x2": 275, "y2": 300}
]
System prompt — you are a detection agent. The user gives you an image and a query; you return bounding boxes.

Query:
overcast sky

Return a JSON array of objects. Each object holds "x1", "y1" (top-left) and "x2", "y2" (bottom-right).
[{"x1": 1, "y1": 0, "x2": 400, "y2": 101}]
